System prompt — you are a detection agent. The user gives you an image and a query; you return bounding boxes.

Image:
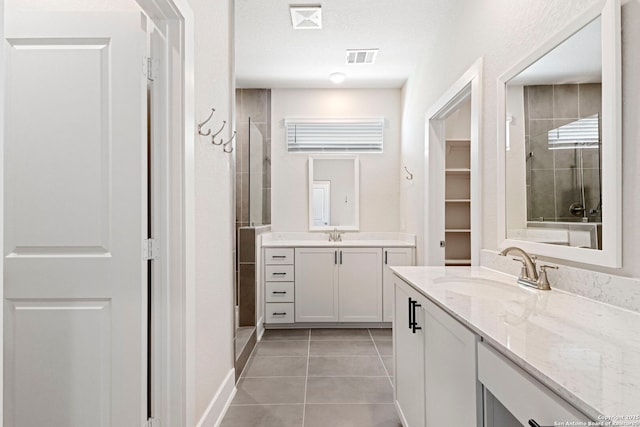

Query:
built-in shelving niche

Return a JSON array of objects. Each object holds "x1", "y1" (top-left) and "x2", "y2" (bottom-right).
[{"x1": 444, "y1": 139, "x2": 471, "y2": 266}]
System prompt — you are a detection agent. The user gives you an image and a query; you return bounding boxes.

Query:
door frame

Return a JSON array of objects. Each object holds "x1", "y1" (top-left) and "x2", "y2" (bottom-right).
[
  {"x1": 423, "y1": 58, "x2": 483, "y2": 266},
  {"x1": 0, "y1": 0, "x2": 196, "y2": 425}
]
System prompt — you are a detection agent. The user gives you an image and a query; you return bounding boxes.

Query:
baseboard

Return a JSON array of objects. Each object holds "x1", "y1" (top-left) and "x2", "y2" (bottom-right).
[
  {"x1": 195, "y1": 368, "x2": 236, "y2": 427},
  {"x1": 256, "y1": 316, "x2": 264, "y2": 341}
]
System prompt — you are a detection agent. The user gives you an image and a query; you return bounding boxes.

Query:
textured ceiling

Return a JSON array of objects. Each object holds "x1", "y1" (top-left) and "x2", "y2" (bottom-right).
[{"x1": 235, "y1": 0, "x2": 456, "y2": 88}]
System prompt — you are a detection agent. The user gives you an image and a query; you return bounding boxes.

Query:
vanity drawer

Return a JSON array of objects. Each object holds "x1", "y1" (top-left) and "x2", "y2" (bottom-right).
[
  {"x1": 265, "y1": 265, "x2": 294, "y2": 282},
  {"x1": 265, "y1": 248, "x2": 294, "y2": 265},
  {"x1": 266, "y1": 282, "x2": 294, "y2": 303},
  {"x1": 265, "y1": 303, "x2": 294, "y2": 323},
  {"x1": 478, "y1": 342, "x2": 589, "y2": 425}
]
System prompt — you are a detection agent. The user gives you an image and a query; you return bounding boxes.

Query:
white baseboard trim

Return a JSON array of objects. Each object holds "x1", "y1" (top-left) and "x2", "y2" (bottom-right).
[
  {"x1": 256, "y1": 316, "x2": 264, "y2": 341},
  {"x1": 195, "y1": 368, "x2": 236, "y2": 427}
]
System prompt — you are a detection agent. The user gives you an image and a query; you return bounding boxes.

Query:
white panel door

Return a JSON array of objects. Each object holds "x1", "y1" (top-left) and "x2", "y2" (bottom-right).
[
  {"x1": 4, "y1": 11, "x2": 147, "y2": 427},
  {"x1": 294, "y1": 248, "x2": 338, "y2": 322},
  {"x1": 382, "y1": 247, "x2": 414, "y2": 322},
  {"x1": 338, "y1": 248, "x2": 382, "y2": 322}
]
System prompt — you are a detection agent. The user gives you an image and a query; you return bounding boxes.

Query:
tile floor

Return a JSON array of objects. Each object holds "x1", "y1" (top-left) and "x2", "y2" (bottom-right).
[{"x1": 221, "y1": 328, "x2": 401, "y2": 427}]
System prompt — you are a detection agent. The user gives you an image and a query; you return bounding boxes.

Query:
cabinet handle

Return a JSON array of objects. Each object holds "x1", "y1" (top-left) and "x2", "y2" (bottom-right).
[
  {"x1": 340, "y1": 251, "x2": 343, "y2": 264},
  {"x1": 408, "y1": 297, "x2": 413, "y2": 330},
  {"x1": 272, "y1": 291, "x2": 287, "y2": 294},
  {"x1": 528, "y1": 420, "x2": 541, "y2": 427},
  {"x1": 271, "y1": 255, "x2": 286, "y2": 259},
  {"x1": 411, "y1": 300, "x2": 422, "y2": 334},
  {"x1": 334, "y1": 250, "x2": 337, "y2": 265},
  {"x1": 272, "y1": 272, "x2": 287, "y2": 276},
  {"x1": 385, "y1": 251, "x2": 388, "y2": 265},
  {"x1": 272, "y1": 312, "x2": 287, "y2": 316}
]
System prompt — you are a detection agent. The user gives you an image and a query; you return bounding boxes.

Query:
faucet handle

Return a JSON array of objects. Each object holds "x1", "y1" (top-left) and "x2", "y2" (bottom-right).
[
  {"x1": 537, "y1": 265, "x2": 558, "y2": 290},
  {"x1": 512, "y1": 258, "x2": 528, "y2": 278}
]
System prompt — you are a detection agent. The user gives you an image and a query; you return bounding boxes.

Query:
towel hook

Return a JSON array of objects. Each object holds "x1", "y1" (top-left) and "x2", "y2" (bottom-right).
[
  {"x1": 404, "y1": 166, "x2": 414, "y2": 181},
  {"x1": 197, "y1": 108, "x2": 215, "y2": 136},
  {"x1": 211, "y1": 120, "x2": 227, "y2": 141},
  {"x1": 222, "y1": 131, "x2": 237, "y2": 153}
]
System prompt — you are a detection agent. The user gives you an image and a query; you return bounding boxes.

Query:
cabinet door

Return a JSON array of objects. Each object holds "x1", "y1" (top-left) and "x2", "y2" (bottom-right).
[
  {"x1": 382, "y1": 247, "x2": 414, "y2": 322},
  {"x1": 338, "y1": 248, "x2": 383, "y2": 322},
  {"x1": 393, "y1": 279, "x2": 425, "y2": 427},
  {"x1": 424, "y1": 297, "x2": 479, "y2": 426},
  {"x1": 295, "y1": 248, "x2": 339, "y2": 322}
]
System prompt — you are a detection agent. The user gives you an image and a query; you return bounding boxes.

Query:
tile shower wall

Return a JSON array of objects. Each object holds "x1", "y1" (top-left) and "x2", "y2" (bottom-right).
[
  {"x1": 236, "y1": 89, "x2": 271, "y2": 228},
  {"x1": 524, "y1": 84, "x2": 602, "y2": 222}
]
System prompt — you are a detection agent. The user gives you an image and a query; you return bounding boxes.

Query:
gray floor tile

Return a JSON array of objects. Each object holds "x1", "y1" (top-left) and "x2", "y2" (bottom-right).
[
  {"x1": 233, "y1": 377, "x2": 306, "y2": 404},
  {"x1": 253, "y1": 340, "x2": 309, "y2": 357},
  {"x1": 374, "y1": 340, "x2": 393, "y2": 356},
  {"x1": 310, "y1": 340, "x2": 378, "y2": 356},
  {"x1": 306, "y1": 377, "x2": 393, "y2": 404},
  {"x1": 242, "y1": 356, "x2": 307, "y2": 377},
  {"x1": 308, "y1": 356, "x2": 387, "y2": 377},
  {"x1": 368, "y1": 328, "x2": 392, "y2": 338},
  {"x1": 261, "y1": 329, "x2": 310, "y2": 341},
  {"x1": 381, "y1": 356, "x2": 393, "y2": 378},
  {"x1": 304, "y1": 404, "x2": 402, "y2": 427},
  {"x1": 311, "y1": 328, "x2": 372, "y2": 340},
  {"x1": 221, "y1": 404, "x2": 304, "y2": 427}
]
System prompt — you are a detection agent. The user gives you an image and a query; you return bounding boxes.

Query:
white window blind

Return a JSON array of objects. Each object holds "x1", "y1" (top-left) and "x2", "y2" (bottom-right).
[
  {"x1": 285, "y1": 118, "x2": 384, "y2": 152},
  {"x1": 547, "y1": 114, "x2": 600, "y2": 150}
]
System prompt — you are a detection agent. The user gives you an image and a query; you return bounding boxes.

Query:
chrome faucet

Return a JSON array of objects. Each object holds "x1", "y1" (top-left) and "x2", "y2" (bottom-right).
[
  {"x1": 327, "y1": 228, "x2": 342, "y2": 242},
  {"x1": 499, "y1": 247, "x2": 558, "y2": 290}
]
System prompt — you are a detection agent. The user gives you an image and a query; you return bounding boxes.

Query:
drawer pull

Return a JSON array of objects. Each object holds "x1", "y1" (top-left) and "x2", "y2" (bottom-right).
[
  {"x1": 272, "y1": 312, "x2": 287, "y2": 316},
  {"x1": 271, "y1": 255, "x2": 286, "y2": 259},
  {"x1": 272, "y1": 291, "x2": 287, "y2": 294},
  {"x1": 272, "y1": 272, "x2": 287, "y2": 276},
  {"x1": 528, "y1": 420, "x2": 541, "y2": 427}
]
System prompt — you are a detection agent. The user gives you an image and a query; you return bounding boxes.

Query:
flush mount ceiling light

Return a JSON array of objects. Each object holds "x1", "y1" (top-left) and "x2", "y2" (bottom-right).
[
  {"x1": 346, "y1": 49, "x2": 379, "y2": 64},
  {"x1": 329, "y1": 72, "x2": 346, "y2": 84},
  {"x1": 290, "y1": 5, "x2": 322, "y2": 30}
]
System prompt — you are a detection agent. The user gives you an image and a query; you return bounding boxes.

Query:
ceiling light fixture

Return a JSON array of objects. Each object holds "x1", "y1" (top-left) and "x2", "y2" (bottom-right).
[
  {"x1": 329, "y1": 72, "x2": 346, "y2": 84},
  {"x1": 290, "y1": 5, "x2": 322, "y2": 30}
]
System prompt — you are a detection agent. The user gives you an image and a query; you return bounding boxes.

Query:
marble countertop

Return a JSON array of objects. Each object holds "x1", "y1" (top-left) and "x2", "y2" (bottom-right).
[
  {"x1": 261, "y1": 232, "x2": 416, "y2": 248},
  {"x1": 262, "y1": 239, "x2": 414, "y2": 247},
  {"x1": 390, "y1": 266, "x2": 640, "y2": 421}
]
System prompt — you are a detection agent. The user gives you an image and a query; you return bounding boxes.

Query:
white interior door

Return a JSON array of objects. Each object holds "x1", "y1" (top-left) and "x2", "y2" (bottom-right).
[
  {"x1": 312, "y1": 180, "x2": 331, "y2": 226},
  {"x1": 4, "y1": 10, "x2": 148, "y2": 426}
]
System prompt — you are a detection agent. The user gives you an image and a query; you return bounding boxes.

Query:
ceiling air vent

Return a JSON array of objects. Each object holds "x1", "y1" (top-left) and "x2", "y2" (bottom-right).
[
  {"x1": 290, "y1": 5, "x2": 322, "y2": 30},
  {"x1": 346, "y1": 49, "x2": 379, "y2": 64}
]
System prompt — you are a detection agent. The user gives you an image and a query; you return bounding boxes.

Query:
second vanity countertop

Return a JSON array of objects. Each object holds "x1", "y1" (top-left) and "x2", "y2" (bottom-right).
[
  {"x1": 261, "y1": 232, "x2": 416, "y2": 248},
  {"x1": 390, "y1": 266, "x2": 640, "y2": 421}
]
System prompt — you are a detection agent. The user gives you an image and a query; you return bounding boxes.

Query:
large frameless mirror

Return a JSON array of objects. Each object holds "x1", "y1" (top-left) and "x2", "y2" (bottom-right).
[{"x1": 497, "y1": 0, "x2": 621, "y2": 267}]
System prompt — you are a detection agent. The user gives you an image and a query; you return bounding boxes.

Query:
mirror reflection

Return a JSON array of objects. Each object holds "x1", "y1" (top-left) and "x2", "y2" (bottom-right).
[
  {"x1": 309, "y1": 157, "x2": 359, "y2": 230},
  {"x1": 505, "y1": 17, "x2": 602, "y2": 249}
]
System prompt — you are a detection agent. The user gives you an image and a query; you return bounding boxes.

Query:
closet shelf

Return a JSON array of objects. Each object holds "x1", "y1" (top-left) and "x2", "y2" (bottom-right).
[
  {"x1": 445, "y1": 168, "x2": 471, "y2": 174},
  {"x1": 445, "y1": 199, "x2": 471, "y2": 203},
  {"x1": 445, "y1": 229, "x2": 471, "y2": 233},
  {"x1": 445, "y1": 259, "x2": 471, "y2": 265}
]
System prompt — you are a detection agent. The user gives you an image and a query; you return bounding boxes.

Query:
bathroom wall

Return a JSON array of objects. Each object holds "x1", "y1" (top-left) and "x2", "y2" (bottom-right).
[
  {"x1": 271, "y1": 88, "x2": 401, "y2": 232},
  {"x1": 524, "y1": 84, "x2": 602, "y2": 222},
  {"x1": 400, "y1": 0, "x2": 640, "y2": 280}
]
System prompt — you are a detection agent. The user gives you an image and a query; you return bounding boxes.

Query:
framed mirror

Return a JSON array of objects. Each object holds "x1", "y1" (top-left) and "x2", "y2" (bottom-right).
[
  {"x1": 497, "y1": 0, "x2": 621, "y2": 267},
  {"x1": 308, "y1": 156, "x2": 360, "y2": 231}
]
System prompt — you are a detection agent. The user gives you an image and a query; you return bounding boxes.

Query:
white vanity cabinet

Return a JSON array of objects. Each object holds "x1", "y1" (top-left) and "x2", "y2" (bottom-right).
[
  {"x1": 393, "y1": 276, "x2": 480, "y2": 427},
  {"x1": 294, "y1": 247, "x2": 383, "y2": 322},
  {"x1": 264, "y1": 248, "x2": 295, "y2": 323},
  {"x1": 294, "y1": 247, "x2": 339, "y2": 322},
  {"x1": 338, "y1": 247, "x2": 382, "y2": 321},
  {"x1": 382, "y1": 247, "x2": 414, "y2": 321}
]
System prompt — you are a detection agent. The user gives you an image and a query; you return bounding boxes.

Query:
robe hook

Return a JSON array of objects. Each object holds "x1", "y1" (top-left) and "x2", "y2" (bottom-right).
[
  {"x1": 197, "y1": 108, "x2": 215, "y2": 136},
  {"x1": 404, "y1": 166, "x2": 414, "y2": 181}
]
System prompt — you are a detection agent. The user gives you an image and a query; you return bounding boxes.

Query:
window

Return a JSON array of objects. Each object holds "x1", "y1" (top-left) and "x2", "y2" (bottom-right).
[{"x1": 285, "y1": 118, "x2": 384, "y2": 152}]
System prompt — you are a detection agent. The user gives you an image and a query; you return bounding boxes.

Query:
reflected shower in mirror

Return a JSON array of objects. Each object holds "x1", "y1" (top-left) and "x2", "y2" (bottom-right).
[{"x1": 505, "y1": 16, "x2": 603, "y2": 250}]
